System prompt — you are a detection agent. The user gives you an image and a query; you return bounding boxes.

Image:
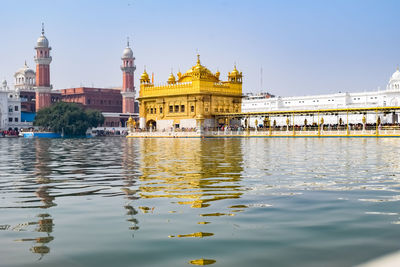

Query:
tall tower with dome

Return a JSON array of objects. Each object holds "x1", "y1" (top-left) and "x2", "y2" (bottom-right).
[
  {"x1": 120, "y1": 38, "x2": 136, "y2": 114},
  {"x1": 34, "y1": 23, "x2": 52, "y2": 111}
]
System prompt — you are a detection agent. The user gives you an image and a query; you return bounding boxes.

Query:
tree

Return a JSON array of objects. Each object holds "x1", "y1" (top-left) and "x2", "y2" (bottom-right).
[{"x1": 34, "y1": 102, "x2": 104, "y2": 136}]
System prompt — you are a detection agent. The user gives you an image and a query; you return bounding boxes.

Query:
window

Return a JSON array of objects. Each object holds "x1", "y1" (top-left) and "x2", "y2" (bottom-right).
[
  {"x1": 14, "y1": 106, "x2": 18, "y2": 111},
  {"x1": 8, "y1": 107, "x2": 12, "y2": 112},
  {"x1": 169, "y1": 105, "x2": 173, "y2": 113},
  {"x1": 226, "y1": 109, "x2": 229, "y2": 112},
  {"x1": 14, "y1": 118, "x2": 18, "y2": 122},
  {"x1": 100, "y1": 100, "x2": 103, "y2": 104},
  {"x1": 174, "y1": 105, "x2": 179, "y2": 112},
  {"x1": 180, "y1": 105, "x2": 185, "y2": 112},
  {"x1": 160, "y1": 107, "x2": 163, "y2": 113},
  {"x1": 205, "y1": 108, "x2": 208, "y2": 112},
  {"x1": 8, "y1": 118, "x2": 12, "y2": 122},
  {"x1": 191, "y1": 106, "x2": 195, "y2": 112},
  {"x1": 215, "y1": 108, "x2": 218, "y2": 112},
  {"x1": 150, "y1": 108, "x2": 153, "y2": 114},
  {"x1": 87, "y1": 99, "x2": 91, "y2": 104},
  {"x1": 220, "y1": 108, "x2": 223, "y2": 112}
]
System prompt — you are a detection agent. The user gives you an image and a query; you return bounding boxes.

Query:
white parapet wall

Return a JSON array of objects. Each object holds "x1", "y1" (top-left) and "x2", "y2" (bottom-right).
[{"x1": 157, "y1": 119, "x2": 174, "y2": 130}]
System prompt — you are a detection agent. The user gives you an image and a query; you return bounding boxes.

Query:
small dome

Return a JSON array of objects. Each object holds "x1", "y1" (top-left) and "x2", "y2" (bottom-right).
[
  {"x1": 36, "y1": 35, "x2": 49, "y2": 48},
  {"x1": 16, "y1": 61, "x2": 34, "y2": 75},
  {"x1": 122, "y1": 47, "x2": 133, "y2": 59},
  {"x1": 231, "y1": 65, "x2": 239, "y2": 75},
  {"x1": 391, "y1": 68, "x2": 400, "y2": 81},
  {"x1": 2, "y1": 79, "x2": 7, "y2": 87},
  {"x1": 167, "y1": 73, "x2": 176, "y2": 84},
  {"x1": 141, "y1": 70, "x2": 149, "y2": 80}
]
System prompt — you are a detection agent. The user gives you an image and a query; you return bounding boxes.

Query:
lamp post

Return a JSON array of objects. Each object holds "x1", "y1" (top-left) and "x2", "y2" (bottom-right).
[
  {"x1": 362, "y1": 115, "x2": 366, "y2": 133},
  {"x1": 286, "y1": 117, "x2": 290, "y2": 132}
]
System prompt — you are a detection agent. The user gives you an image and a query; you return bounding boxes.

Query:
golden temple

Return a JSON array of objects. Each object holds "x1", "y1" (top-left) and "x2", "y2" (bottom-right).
[{"x1": 137, "y1": 54, "x2": 242, "y2": 130}]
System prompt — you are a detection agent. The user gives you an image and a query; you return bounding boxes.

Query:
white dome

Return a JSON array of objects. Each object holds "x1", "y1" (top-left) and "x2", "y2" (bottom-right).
[
  {"x1": 388, "y1": 68, "x2": 400, "y2": 90},
  {"x1": 36, "y1": 34, "x2": 49, "y2": 48},
  {"x1": 122, "y1": 47, "x2": 133, "y2": 59},
  {"x1": 16, "y1": 62, "x2": 34, "y2": 75},
  {"x1": 2, "y1": 80, "x2": 7, "y2": 87},
  {"x1": 391, "y1": 69, "x2": 400, "y2": 81}
]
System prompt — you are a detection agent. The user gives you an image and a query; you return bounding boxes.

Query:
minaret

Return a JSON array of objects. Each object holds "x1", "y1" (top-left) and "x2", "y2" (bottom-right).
[
  {"x1": 34, "y1": 23, "x2": 52, "y2": 111},
  {"x1": 120, "y1": 37, "x2": 136, "y2": 113}
]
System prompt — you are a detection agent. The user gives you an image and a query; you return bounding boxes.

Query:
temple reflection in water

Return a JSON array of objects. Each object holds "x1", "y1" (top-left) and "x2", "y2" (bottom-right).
[
  {"x1": 14, "y1": 139, "x2": 55, "y2": 259},
  {"x1": 136, "y1": 138, "x2": 244, "y2": 209}
]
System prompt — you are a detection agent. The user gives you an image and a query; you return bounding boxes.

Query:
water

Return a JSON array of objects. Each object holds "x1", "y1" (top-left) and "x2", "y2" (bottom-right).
[{"x1": 1, "y1": 137, "x2": 400, "y2": 267}]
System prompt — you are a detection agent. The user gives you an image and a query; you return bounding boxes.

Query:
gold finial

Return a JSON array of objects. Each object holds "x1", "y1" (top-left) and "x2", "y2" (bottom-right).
[
  {"x1": 196, "y1": 54, "x2": 200, "y2": 65},
  {"x1": 41, "y1": 23, "x2": 45, "y2": 35}
]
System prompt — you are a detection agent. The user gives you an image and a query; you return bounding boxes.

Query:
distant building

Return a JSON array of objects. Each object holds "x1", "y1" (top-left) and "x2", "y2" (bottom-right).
[
  {"x1": 0, "y1": 80, "x2": 29, "y2": 129},
  {"x1": 15, "y1": 61, "x2": 61, "y2": 113},
  {"x1": 138, "y1": 55, "x2": 242, "y2": 130},
  {"x1": 59, "y1": 87, "x2": 123, "y2": 113},
  {"x1": 10, "y1": 25, "x2": 139, "y2": 128},
  {"x1": 242, "y1": 68, "x2": 400, "y2": 126}
]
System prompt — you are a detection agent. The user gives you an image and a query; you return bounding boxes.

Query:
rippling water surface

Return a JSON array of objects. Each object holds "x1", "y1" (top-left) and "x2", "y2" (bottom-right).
[{"x1": 1, "y1": 137, "x2": 400, "y2": 266}]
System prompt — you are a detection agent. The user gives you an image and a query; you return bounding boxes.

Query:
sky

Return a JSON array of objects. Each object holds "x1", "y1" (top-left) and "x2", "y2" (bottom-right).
[{"x1": 1, "y1": 0, "x2": 400, "y2": 97}]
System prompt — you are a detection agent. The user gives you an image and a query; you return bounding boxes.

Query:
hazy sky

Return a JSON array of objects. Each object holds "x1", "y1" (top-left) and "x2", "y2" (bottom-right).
[{"x1": 1, "y1": 0, "x2": 400, "y2": 97}]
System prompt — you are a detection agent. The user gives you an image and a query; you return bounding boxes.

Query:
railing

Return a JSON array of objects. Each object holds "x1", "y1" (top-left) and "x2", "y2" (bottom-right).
[{"x1": 127, "y1": 128, "x2": 400, "y2": 137}]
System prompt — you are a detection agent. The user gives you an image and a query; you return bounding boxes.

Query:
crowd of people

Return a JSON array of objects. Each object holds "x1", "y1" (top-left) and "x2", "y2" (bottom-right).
[{"x1": 0, "y1": 128, "x2": 19, "y2": 137}]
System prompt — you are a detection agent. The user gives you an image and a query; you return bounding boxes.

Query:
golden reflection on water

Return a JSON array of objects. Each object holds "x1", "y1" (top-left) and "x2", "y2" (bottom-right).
[
  {"x1": 189, "y1": 259, "x2": 216, "y2": 265},
  {"x1": 123, "y1": 138, "x2": 245, "y2": 265},
  {"x1": 136, "y1": 138, "x2": 245, "y2": 210}
]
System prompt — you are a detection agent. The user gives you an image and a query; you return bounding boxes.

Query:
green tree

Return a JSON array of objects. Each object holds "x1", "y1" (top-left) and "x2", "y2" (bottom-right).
[{"x1": 34, "y1": 102, "x2": 104, "y2": 136}]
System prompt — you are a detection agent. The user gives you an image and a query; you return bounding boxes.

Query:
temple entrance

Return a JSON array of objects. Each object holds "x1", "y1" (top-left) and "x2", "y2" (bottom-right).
[{"x1": 146, "y1": 120, "x2": 156, "y2": 130}]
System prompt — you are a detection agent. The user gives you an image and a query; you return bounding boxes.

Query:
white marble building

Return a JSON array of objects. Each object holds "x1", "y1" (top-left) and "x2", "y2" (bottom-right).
[
  {"x1": 0, "y1": 79, "x2": 28, "y2": 130},
  {"x1": 14, "y1": 61, "x2": 36, "y2": 92},
  {"x1": 242, "y1": 68, "x2": 400, "y2": 127}
]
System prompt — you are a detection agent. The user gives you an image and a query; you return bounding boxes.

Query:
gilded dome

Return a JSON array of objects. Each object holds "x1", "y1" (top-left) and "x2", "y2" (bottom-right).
[
  {"x1": 178, "y1": 54, "x2": 219, "y2": 83},
  {"x1": 167, "y1": 73, "x2": 176, "y2": 84},
  {"x1": 140, "y1": 70, "x2": 150, "y2": 82},
  {"x1": 231, "y1": 65, "x2": 239, "y2": 75}
]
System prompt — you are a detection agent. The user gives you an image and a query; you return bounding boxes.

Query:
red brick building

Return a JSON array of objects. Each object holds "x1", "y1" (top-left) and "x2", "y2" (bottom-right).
[
  {"x1": 60, "y1": 87, "x2": 122, "y2": 113},
  {"x1": 20, "y1": 91, "x2": 61, "y2": 113}
]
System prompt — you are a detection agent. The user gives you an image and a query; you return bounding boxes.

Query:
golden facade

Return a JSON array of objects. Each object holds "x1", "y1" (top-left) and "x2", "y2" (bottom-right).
[{"x1": 138, "y1": 55, "x2": 242, "y2": 130}]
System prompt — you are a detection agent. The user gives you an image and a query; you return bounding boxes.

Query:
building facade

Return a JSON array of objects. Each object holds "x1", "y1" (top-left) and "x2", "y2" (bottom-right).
[
  {"x1": 242, "y1": 68, "x2": 400, "y2": 126},
  {"x1": 138, "y1": 55, "x2": 242, "y2": 130},
  {"x1": 34, "y1": 24, "x2": 53, "y2": 111},
  {"x1": 120, "y1": 39, "x2": 136, "y2": 114},
  {"x1": 60, "y1": 87, "x2": 123, "y2": 113},
  {"x1": 0, "y1": 80, "x2": 29, "y2": 130}
]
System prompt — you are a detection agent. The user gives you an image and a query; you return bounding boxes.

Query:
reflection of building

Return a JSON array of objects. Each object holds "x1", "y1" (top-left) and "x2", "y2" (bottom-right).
[
  {"x1": 15, "y1": 214, "x2": 54, "y2": 260},
  {"x1": 121, "y1": 139, "x2": 140, "y2": 233},
  {"x1": 137, "y1": 138, "x2": 244, "y2": 208},
  {"x1": 14, "y1": 139, "x2": 55, "y2": 259},
  {"x1": 138, "y1": 55, "x2": 242, "y2": 130},
  {"x1": 242, "y1": 68, "x2": 400, "y2": 126}
]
